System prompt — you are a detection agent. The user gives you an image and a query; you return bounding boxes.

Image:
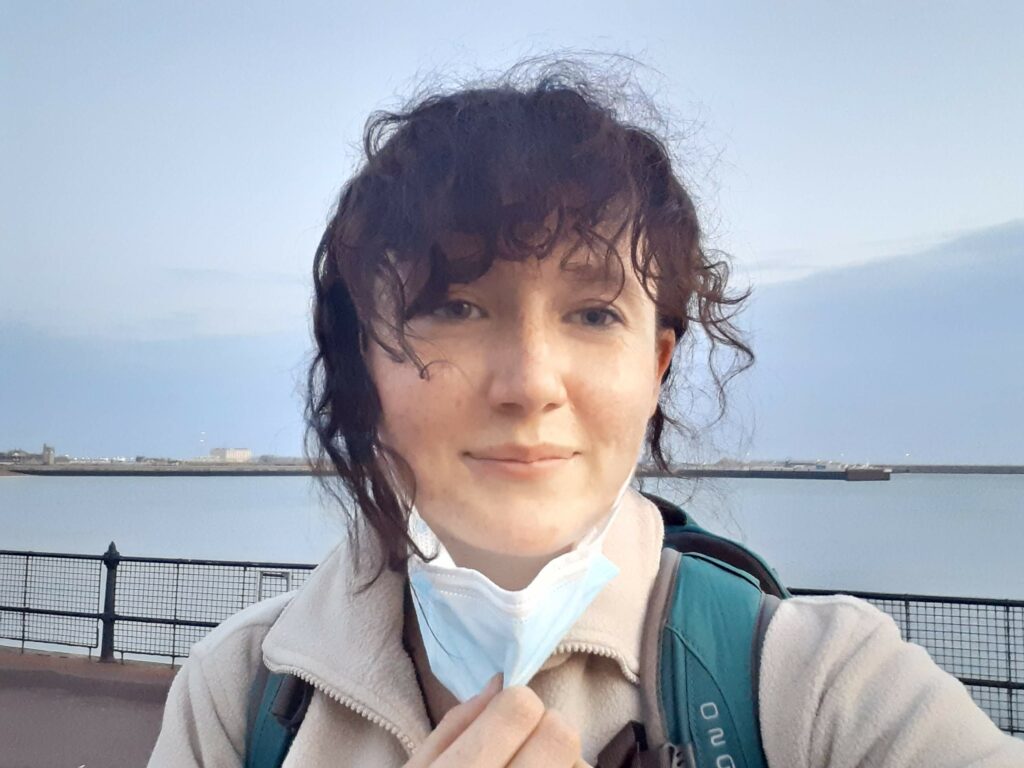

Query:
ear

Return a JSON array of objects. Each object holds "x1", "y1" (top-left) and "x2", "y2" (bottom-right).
[{"x1": 649, "y1": 327, "x2": 676, "y2": 419}]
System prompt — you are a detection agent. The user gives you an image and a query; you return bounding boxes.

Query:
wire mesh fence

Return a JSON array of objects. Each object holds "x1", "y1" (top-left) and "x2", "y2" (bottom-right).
[
  {"x1": 0, "y1": 547, "x2": 1020, "y2": 735},
  {"x1": 112, "y1": 557, "x2": 313, "y2": 659},
  {"x1": 0, "y1": 551, "x2": 101, "y2": 649},
  {"x1": 0, "y1": 546, "x2": 313, "y2": 662}
]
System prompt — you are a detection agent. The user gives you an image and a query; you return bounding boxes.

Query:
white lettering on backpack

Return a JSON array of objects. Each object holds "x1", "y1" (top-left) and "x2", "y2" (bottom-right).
[{"x1": 699, "y1": 702, "x2": 735, "y2": 766}]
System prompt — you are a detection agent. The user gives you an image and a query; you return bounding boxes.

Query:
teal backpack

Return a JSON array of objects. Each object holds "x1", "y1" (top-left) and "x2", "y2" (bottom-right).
[{"x1": 244, "y1": 492, "x2": 790, "y2": 768}]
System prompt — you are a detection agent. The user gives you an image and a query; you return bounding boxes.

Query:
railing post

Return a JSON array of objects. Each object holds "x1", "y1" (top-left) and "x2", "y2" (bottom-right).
[
  {"x1": 99, "y1": 541, "x2": 120, "y2": 662},
  {"x1": 1005, "y1": 604, "x2": 1014, "y2": 733},
  {"x1": 20, "y1": 555, "x2": 29, "y2": 653}
]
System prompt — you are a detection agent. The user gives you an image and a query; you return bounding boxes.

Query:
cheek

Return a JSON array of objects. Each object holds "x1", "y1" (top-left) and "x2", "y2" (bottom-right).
[
  {"x1": 580, "y1": 352, "x2": 656, "y2": 420},
  {"x1": 373, "y1": 359, "x2": 464, "y2": 453},
  {"x1": 371, "y1": 356, "x2": 413, "y2": 444},
  {"x1": 571, "y1": 383, "x2": 651, "y2": 474}
]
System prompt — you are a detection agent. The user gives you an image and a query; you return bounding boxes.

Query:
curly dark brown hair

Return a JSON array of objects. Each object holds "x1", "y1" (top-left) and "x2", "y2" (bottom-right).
[{"x1": 305, "y1": 57, "x2": 754, "y2": 582}]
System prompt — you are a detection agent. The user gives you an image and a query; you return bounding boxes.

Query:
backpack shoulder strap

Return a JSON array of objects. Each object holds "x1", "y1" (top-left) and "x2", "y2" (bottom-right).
[
  {"x1": 639, "y1": 548, "x2": 779, "y2": 768},
  {"x1": 245, "y1": 668, "x2": 314, "y2": 768},
  {"x1": 639, "y1": 490, "x2": 790, "y2": 599}
]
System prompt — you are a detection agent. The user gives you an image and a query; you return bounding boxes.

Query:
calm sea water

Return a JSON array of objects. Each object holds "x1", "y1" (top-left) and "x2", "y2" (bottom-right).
[{"x1": 1, "y1": 473, "x2": 1021, "y2": 599}]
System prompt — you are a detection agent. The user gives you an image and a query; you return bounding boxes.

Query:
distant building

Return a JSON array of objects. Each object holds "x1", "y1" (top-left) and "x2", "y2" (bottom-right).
[
  {"x1": 210, "y1": 448, "x2": 252, "y2": 463},
  {"x1": 1, "y1": 449, "x2": 40, "y2": 464},
  {"x1": 42, "y1": 444, "x2": 55, "y2": 465}
]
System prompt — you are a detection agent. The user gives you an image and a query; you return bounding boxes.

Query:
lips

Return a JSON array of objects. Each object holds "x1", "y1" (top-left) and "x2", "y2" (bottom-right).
[
  {"x1": 469, "y1": 444, "x2": 577, "y2": 463},
  {"x1": 464, "y1": 453, "x2": 575, "y2": 479}
]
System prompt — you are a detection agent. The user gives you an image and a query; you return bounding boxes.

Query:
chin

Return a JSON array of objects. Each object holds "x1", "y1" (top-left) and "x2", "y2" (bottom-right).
[
  {"x1": 477, "y1": 517, "x2": 582, "y2": 559},
  {"x1": 495, "y1": 536, "x2": 572, "y2": 560},
  {"x1": 439, "y1": 491, "x2": 604, "y2": 558}
]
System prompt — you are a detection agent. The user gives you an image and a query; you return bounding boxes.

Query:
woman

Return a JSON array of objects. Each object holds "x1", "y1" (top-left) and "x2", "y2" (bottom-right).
[{"x1": 148, "y1": 60, "x2": 1024, "y2": 767}]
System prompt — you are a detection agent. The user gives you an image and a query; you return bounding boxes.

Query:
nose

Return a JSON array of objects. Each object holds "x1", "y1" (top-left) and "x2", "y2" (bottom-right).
[{"x1": 485, "y1": 311, "x2": 568, "y2": 416}]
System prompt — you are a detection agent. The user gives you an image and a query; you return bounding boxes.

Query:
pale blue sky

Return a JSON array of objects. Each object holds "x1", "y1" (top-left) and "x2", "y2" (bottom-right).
[{"x1": 3, "y1": 1, "x2": 1022, "y2": 341}]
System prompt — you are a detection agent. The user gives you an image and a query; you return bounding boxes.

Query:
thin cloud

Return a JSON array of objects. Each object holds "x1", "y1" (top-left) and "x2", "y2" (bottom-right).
[{"x1": 164, "y1": 267, "x2": 307, "y2": 286}]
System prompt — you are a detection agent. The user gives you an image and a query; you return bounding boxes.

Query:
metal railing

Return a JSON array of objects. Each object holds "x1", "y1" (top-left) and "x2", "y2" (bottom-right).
[
  {"x1": 1, "y1": 546, "x2": 1020, "y2": 736},
  {"x1": 0, "y1": 543, "x2": 314, "y2": 663}
]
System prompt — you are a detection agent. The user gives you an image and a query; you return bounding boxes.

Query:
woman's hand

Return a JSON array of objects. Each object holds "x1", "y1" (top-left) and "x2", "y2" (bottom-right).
[{"x1": 405, "y1": 675, "x2": 592, "y2": 767}]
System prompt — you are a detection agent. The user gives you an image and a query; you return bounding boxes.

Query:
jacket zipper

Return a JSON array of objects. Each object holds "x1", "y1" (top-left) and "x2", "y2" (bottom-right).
[
  {"x1": 269, "y1": 664, "x2": 419, "y2": 756},
  {"x1": 550, "y1": 641, "x2": 640, "y2": 684},
  {"x1": 269, "y1": 643, "x2": 635, "y2": 756}
]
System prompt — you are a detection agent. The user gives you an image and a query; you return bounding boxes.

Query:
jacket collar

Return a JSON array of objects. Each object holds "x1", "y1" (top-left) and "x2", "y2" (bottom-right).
[{"x1": 261, "y1": 487, "x2": 665, "y2": 751}]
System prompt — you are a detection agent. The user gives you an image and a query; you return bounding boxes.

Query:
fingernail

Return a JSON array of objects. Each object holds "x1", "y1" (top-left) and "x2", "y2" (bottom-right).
[{"x1": 476, "y1": 673, "x2": 501, "y2": 699}]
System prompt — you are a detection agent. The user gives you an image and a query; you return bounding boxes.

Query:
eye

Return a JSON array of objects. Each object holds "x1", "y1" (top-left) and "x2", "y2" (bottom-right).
[
  {"x1": 575, "y1": 306, "x2": 623, "y2": 328},
  {"x1": 431, "y1": 300, "x2": 482, "y2": 321}
]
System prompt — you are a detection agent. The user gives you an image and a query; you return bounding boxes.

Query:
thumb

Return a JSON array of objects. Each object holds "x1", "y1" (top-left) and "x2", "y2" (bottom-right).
[{"x1": 404, "y1": 674, "x2": 502, "y2": 767}]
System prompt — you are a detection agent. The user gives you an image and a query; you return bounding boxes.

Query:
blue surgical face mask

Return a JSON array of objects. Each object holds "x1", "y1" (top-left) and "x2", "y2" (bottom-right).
[{"x1": 405, "y1": 466, "x2": 635, "y2": 702}]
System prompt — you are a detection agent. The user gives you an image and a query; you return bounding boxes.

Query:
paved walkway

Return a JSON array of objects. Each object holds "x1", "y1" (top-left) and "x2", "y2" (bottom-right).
[{"x1": 0, "y1": 647, "x2": 176, "y2": 768}]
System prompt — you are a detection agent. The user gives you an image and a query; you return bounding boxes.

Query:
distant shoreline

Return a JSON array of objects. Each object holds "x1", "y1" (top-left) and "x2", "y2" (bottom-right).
[
  {"x1": 3, "y1": 462, "x2": 1022, "y2": 480},
  {"x1": 0, "y1": 463, "x2": 312, "y2": 477}
]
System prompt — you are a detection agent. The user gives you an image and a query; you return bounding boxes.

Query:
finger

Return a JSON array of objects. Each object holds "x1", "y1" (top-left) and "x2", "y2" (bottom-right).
[
  {"x1": 405, "y1": 674, "x2": 502, "y2": 767},
  {"x1": 432, "y1": 685, "x2": 546, "y2": 767},
  {"x1": 507, "y1": 708, "x2": 582, "y2": 767}
]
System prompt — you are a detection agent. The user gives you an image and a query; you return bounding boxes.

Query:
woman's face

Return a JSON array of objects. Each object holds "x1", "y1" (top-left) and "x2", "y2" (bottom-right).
[{"x1": 367, "y1": 240, "x2": 675, "y2": 583}]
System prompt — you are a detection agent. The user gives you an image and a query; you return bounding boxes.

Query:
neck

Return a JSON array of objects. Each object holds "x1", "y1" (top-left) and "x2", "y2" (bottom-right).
[{"x1": 440, "y1": 536, "x2": 573, "y2": 591}]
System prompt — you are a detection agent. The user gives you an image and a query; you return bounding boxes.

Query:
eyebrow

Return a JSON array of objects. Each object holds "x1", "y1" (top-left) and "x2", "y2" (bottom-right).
[{"x1": 560, "y1": 259, "x2": 642, "y2": 301}]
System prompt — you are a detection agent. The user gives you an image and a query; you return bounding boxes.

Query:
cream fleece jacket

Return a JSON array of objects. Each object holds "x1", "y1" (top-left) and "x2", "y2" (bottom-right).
[{"x1": 148, "y1": 489, "x2": 1024, "y2": 767}]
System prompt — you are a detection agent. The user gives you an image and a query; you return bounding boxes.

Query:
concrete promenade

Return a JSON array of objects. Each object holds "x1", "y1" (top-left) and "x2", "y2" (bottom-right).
[{"x1": 0, "y1": 648, "x2": 176, "y2": 768}]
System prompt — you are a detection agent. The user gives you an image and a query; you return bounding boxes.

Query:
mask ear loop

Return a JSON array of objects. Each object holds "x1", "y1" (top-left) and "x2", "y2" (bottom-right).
[
  {"x1": 397, "y1": 456, "x2": 465, "y2": 674},
  {"x1": 406, "y1": 573, "x2": 465, "y2": 665},
  {"x1": 407, "y1": 506, "x2": 445, "y2": 563},
  {"x1": 581, "y1": 454, "x2": 641, "y2": 551}
]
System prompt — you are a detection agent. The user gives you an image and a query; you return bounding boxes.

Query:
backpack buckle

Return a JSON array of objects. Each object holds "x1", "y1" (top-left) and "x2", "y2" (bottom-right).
[
  {"x1": 270, "y1": 675, "x2": 314, "y2": 735},
  {"x1": 596, "y1": 722, "x2": 695, "y2": 768},
  {"x1": 652, "y1": 742, "x2": 696, "y2": 768}
]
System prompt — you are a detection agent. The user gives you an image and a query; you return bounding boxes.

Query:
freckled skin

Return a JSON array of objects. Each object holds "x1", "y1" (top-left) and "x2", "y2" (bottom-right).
[{"x1": 367, "y1": 249, "x2": 675, "y2": 588}]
